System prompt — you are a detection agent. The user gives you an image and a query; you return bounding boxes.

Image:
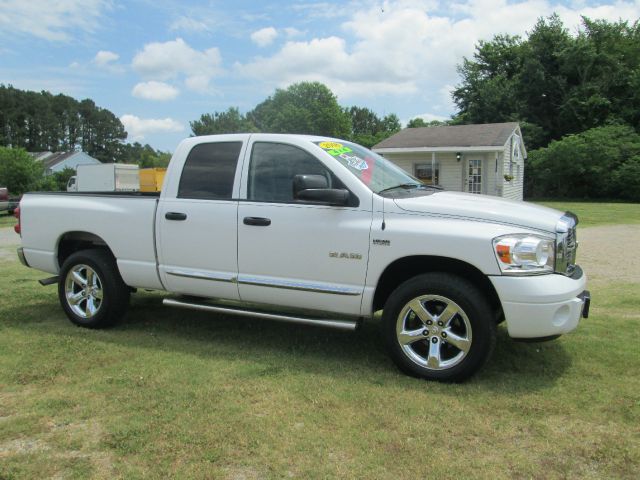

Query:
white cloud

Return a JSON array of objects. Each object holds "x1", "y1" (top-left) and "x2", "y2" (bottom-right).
[
  {"x1": 120, "y1": 114, "x2": 184, "y2": 141},
  {"x1": 131, "y1": 81, "x2": 180, "y2": 101},
  {"x1": 284, "y1": 27, "x2": 304, "y2": 38},
  {"x1": 169, "y1": 16, "x2": 210, "y2": 33},
  {"x1": 92, "y1": 49, "x2": 124, "y2": 73},
  {"x1": 0, "y1": 0, "x2": 110, "y2": 41},
  {"x1": 251, "y1": 27, "x2": 278, "y2": 47},
  {"x1": 238, "y1": 0, "x2": 640, "y2": 103},
  {"x1": 290, "y1": 2, "x2": 352, "y2": 19},
  {"x1": 132, "y1": 38, "x2": 222, "y2": 93},
  {"x1": 93, "y1": 50, "x2": 118, "y2": 66}
]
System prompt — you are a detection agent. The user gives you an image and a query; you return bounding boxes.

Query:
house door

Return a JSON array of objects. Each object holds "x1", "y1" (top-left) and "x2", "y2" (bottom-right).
[{"x1": 466, "y1": 159, "x2": 483, "y2": 194}]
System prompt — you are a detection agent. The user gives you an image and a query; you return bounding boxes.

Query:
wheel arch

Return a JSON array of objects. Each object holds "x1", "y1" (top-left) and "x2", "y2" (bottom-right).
[
  {"x1": 372, "y1": 256, "x2": 502, "y2": 319},
  {"x1": 56, "y1": 231, "x2": 116, "y2": 269}
]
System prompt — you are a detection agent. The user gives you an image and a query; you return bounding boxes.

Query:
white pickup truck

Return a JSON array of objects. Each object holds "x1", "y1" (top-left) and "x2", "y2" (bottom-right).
[{"x1": 15, "y1": 134, "x2": 590, "y2": 381}]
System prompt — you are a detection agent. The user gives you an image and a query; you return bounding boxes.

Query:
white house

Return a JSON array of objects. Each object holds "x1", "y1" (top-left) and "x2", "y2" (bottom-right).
[
  {"x1": 373, "y1": 122, "x2": 526, "y2": 200},
  {"x1": 31, "y1": 151, "x2": 101, "y2": 175}
]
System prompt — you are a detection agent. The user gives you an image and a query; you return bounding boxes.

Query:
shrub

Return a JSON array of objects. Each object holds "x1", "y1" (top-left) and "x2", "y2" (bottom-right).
[
  {"x1": 526, "y1": 125, "x2": 640, "y2": 201},
  {"x1": 0, "y1": 147, "x2": 45, "y2": 196}
]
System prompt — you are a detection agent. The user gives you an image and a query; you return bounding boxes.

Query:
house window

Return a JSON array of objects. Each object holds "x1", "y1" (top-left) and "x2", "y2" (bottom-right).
[{"x1": 414, "y1": 163, "x2": 439, "y2": 185}]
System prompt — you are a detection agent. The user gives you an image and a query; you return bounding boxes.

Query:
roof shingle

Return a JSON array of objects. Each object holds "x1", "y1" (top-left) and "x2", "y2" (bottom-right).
[{"x1": 373, "y1": 122, "x2": 519, "y2": 149}]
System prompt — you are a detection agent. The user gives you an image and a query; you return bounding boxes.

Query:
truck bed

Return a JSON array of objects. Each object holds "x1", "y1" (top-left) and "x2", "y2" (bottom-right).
[{"x1": 19, "y1": 191, "x2": 163, "y2": 290}]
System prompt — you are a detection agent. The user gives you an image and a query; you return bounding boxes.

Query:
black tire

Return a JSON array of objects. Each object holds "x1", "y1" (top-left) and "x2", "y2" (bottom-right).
[
  {"x1": 58, "y1": 249, "x2": 130, "y2": 328},
  {"x1": 382, "y1": 272, "x2": 496, "y2": 382}
]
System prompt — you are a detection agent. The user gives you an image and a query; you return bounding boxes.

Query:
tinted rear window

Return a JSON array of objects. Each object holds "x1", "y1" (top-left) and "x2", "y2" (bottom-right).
[{"x1": 178, "y1": 142, "x2": 242, "y2": 200}]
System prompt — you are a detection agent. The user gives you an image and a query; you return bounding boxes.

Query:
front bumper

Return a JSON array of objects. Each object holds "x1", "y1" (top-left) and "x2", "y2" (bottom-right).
[{"x1": 489, "y1": 267, "x2": 589, "y2": 338}]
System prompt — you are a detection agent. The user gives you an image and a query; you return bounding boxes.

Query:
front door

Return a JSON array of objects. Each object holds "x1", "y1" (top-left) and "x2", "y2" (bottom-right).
[
  {"x1": 237, "y1": 140, "x2": 372, "y2": 316},
  {"x1": 466, "y1": 159, "x2": 483, "y2": 194}
]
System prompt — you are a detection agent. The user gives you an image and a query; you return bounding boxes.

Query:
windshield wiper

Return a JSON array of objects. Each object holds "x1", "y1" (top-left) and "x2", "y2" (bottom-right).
[
  {"x1": 377, "y1": 183, "x2": 442, "y2": 195},
  {"x1": 377, "y1": 183, "x2": 422, "y2": 195}
]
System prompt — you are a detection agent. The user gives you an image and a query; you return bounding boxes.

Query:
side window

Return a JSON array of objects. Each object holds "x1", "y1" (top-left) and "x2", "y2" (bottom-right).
[
  {"x1": 178, "y1": 142, "x2": 242, "y2": 200},
  {"x1": 248, "y1": 142, "x2": 336, "y2": 203}
]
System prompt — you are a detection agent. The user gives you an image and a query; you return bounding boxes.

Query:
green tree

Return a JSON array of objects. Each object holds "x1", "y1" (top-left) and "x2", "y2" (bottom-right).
[
  {"x1": 190, "y1": 107, "x2": 256, "y2": 136},
  {"x1": 346, "y1": 107, "x2": 401, "y2": 147},
  {"x1": 407, "y1": 118, "x2": 427, "y2": 128},
  {"x1": 0, "y1": 147, "x2": 45, "y2": 195},
  {"x1": 120, "y1": 142, "x2": 171, "y2": 168},
  {"x1": 51, "y1": 167, "x2": 77, "y2": 191},
  {"x1": 526, "y1": 125, "x2": 640, "y2": 200},
  {"x1": 452, "y1": 16, "x2": 640, "y2": 149},
  {"x1": 407, "y1": 118, "x2": 451, "y2": 128},
  {"x1": 0, "y1": 85, "x2": 127, "y2": 162},
  {"x1": 248, "y1": 82, "x2": 351, "y2": 138},
  {"x1": 452, "y1": 34, "x2": 524, "y2": 127}
]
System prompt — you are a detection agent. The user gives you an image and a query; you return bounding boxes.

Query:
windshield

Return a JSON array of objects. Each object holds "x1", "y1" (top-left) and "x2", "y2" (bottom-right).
[{"x1": 313, "y1": 140, "x2": 431, "y2": 195}]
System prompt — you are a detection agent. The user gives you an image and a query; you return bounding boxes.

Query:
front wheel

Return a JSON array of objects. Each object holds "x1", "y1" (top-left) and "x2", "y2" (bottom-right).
[
  {"x1": 58, "y1": 249, "x2": 130, "y2": 328},
  {"x1": 382, "y1": 273, "x2": 496, "y2": 382}
]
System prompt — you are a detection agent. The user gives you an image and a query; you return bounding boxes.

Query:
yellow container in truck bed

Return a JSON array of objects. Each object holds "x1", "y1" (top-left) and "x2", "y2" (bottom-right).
[{"x1": 139, "y1": 168, "x2": 166, "y2": 192}]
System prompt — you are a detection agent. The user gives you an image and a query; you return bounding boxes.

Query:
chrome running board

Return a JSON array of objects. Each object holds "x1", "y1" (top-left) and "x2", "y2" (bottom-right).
[{"x1": 163, "y1": 298, "x2": 358, "y2": 331}]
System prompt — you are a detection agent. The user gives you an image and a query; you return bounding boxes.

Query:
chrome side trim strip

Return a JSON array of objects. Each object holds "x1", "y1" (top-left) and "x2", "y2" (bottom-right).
[
  {"x1": 164, "y1": 269, "x2": 361, "y2": 296},
  {"x1": 237, "y1": 275, "x2": 362, "y2": 296},
  {"x1": 163, "y1": 298, "x2": 358, "y2": 331},
  {"x1": 166, "y1": 269, "x2": 237, "y2": 283}
]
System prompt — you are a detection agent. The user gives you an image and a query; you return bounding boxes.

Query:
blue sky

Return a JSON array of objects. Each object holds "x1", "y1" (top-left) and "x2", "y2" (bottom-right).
[{"x1": 1, "y1": 0, "x2": 639, "y2": 152}]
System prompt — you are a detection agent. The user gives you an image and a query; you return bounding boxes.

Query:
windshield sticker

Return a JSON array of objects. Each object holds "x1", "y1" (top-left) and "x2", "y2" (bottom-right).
[
  {"x1": 319, "y1": 142, "x2": 353, "y2": 157},
  {"x1": 318, "y1": 141, "x2": 343, "y2": 150},
  {"x1": 361, "y1": 157, "x2": 374, "y2": 183},
  {"x1": 340, "y1": 153, "x2": 369, "y2": 171}
]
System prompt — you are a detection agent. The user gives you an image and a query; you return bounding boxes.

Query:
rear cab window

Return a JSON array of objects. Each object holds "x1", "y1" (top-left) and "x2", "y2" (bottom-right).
[{"x1": 178, "y1": 142, "x2": 243, "y2": 200}]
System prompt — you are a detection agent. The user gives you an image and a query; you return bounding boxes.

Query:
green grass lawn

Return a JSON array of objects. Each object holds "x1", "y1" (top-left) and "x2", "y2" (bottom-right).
[
  {"x1": 535, "y1": 201, "x2": 640, "y2": 227},
  {"x1": 1, "y1": 207, "x2": 639, "y2": 479}
]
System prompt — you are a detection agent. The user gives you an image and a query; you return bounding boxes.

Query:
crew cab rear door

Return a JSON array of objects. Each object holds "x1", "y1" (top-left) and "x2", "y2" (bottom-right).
[
  {"x1": 156, "y1": 136, "x2": 248, "y2": 299},
  {"x1": 236, "y1": 137, "x2": 373, "y2": 316}
]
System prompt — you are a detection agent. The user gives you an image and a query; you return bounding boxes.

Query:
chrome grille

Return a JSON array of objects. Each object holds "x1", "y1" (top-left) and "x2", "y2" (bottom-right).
[
  {"x1": 556, "y1": 213, "x2": 578, "y2": 276},
  {"x1": 565, "y1": 227, "x2": 577, "y2": 275}
]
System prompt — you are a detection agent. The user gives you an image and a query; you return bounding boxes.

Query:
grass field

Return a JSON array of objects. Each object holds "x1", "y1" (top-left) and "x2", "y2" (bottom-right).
[
  {"x1": 536, "y1": 201, "x2": 640, "y2": 227},
  {"x1": 1, "y1": 204, "x2": 639, "y2": 479}
]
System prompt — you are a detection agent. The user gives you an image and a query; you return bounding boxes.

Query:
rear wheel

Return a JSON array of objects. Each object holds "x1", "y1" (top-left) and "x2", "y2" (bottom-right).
[
  {"x1": 58, "y1": 249, "x2": 130, "y2": 328},
  {"x1": 382, "y1": 273, "x2": 496, "y2": 382}
]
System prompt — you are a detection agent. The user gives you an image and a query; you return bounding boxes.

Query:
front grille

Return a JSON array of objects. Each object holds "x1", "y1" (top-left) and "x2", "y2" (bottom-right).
[
  {"x1": 556, "y1": 213, "x2": 578, "y2": 276},
  {"x1": 565, "y1": 227, "x2": 577, "y2": 275}
]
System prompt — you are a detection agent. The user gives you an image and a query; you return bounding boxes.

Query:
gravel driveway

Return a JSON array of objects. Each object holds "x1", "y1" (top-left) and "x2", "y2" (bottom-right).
[
  {"x1": 577, "y1": 224, "x2": 640, "y2": 286},
  {"x1": 0, "y1": 227, "x2": 19, "y2": 260},
  {"x1": 1, "y1": 225, "x2": 638, "y2": 285},
  {"x1": 0, "y1": 226, "x2": 19, "y2": 247}
]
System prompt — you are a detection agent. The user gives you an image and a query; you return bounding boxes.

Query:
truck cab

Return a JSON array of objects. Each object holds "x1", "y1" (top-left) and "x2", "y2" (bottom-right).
[{"x1": 66, "y1": 176, "x2": 77, "y2": 192}]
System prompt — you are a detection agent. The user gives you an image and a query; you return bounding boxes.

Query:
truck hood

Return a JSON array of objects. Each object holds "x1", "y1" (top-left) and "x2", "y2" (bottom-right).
[{"x1": 393, "y1": 191, "x2": 563, "y2": 233}]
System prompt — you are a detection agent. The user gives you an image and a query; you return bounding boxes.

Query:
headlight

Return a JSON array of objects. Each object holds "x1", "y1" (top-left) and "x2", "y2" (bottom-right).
[{"x1": 493, "y1": 234, "x2": 555, "y2": 275}]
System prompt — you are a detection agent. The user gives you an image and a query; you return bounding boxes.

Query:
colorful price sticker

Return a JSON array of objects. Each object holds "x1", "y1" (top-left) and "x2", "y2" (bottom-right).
[{"x1": 318, "y1": 141, "x2": 343, "y2": 150}]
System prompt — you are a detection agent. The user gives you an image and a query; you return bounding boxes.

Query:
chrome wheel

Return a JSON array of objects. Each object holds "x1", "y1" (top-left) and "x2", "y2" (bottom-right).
[
  {"x1": 396, "y1": 294, "x2": 472, "y2": 370},
  {"x1": 64, "y1": 264, "x2": 103, "y2": 319}
]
